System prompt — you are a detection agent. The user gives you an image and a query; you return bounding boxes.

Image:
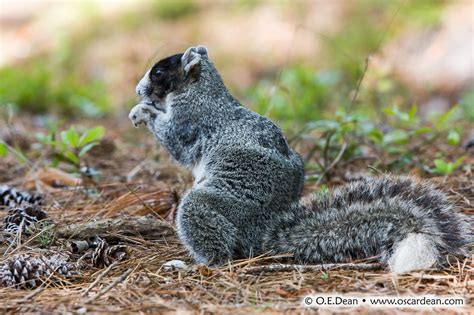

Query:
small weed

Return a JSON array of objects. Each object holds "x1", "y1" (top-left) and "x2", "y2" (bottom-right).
[
  {"x1": 447, "y1": 130, "x2": 460, "y2": 146},
  {"x1": 431, "y1": 157, "x2": 465, "y2": 176},
  {"x1": 35, "y1": 223, "x2": 55, "y2": 248},
  {"x1": 320, "y1": 272, "x2": 330, "y2": 281},
  {"x1": 0, "y1": 142, "x2": 7, "y2": 157},
  {"x1": 36, "y1": 125, "x2": 105, "y2": 171},
  {"x1": 460, "y1": 89, "x2": 474, "y2": 122},
  {"x1": 290, "y1": 103, "x2": 467, "y2": 182}
]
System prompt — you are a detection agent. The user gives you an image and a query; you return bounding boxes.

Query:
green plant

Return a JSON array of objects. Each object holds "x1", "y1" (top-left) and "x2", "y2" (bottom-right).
[
  {"x1": 36, "y1": 125, "x2": 105, "y2": 170},
  {"x1": 431, "y1": 157, "x2": 465, "y2": 176},
  {"x1": 35, "y1": 223, "x2": 55, "y2": 248},
  {"x1": 246, "y1": 67, "x2": 343, "y2": 130},
  {"x1": 0, "y1": 142, "x2": 7, "y2": 157},
  {"x1": 153, "y1": 0, "x2": 197, "y2": 20},
  {"x1": 320, "y1": 272, "x2": 330, "y2": 281},
  {"x1": 460, "y1": 89, "x2": 474, "y2": 122},
  {"x1": 447, "y1": 130, "x2": 460, "y2": 146},
  {"x1": 0, "y1": 141, "x2": 30, "y2": 165},
  {"x1": 290, "y1": 103, "x2": 468, "y2": 183},
  {"x1": 296, "y1": 111, "x2": 362, "y2": 171},
  {"x1": 0, "y1": 60, "x2": 109, "y2": 117},
  {"x1": 0, "y1": 66, "x2": 51, "y2": 113},
  {"x1": 366, "y1": 104, "x2": 466, "y2": 170}
]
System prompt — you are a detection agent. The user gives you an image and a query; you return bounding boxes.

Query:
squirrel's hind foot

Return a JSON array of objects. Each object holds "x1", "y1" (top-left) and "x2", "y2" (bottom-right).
[{"x1": 176, "y1": 189, "x2": 238, "y2": 266}]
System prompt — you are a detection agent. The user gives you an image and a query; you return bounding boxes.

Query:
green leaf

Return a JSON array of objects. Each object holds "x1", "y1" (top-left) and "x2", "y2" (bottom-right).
[
  {"x1": 408, "y1": 104, "x2": 417, "y2": 121},
  {"x1": 383, "y1": 106, "x2": 414, "y2": 123},
  {"x1": 383, "y1": 130, "x2": 409, "y2": 145},
  {"x1": 60, "y1": 126, "x2": 79, "y2": 148},
  {"x1": 320, "y1": 272, "x2": 330, "y2": 281},
  {"x1": 12, "y1": 148, "x2": 28, "y2": 165},
  {"x1": 396, "y1": 111, "x2": 410, "y2": 123},
  {"x1": 63, "y1": 150, "x2": 79, "y2": 165},
  {"x1": 447, "y1": 130, "x2": 460, "y2": 146},
  {"x1": 452, "y1": 156, "x2": 465, "y2": 169},
  {"x1": 387, "y1": 146, "x2": 406, "y2": 155},
  {"x1": 305, "y1": 120, "x2": 340, "y2": 132},
  {"x1": 414, "y1": 127, "x2": 432, "y2": 135},
  {"x1": 0, "y1": 142, "x2": 8, "y2": 157},
  {"x1": 432, "y1": 158, "x2": 464, "y2": 175},
  {"x1": 435, "y1": 106, "x2": 459, "y2": 129},
  {"x1": 78, "y1": 126, "x2": 105, "y2": 147},
  {"x1": 433, "y1": 159, "x2": 447, "y2": 172},
  {"x1": 340, "y1": 121, "x2": 357, "y2": 133},
  {"x1": 78, "y1": 142, "x2": 98, "y2": 157},
  {"x1": 368, "y1": 128, "x2": 384, "y2": 144},
  {"x1": 382, "y1": 107, "x2": 395, "y2": 116},
  {"x1": 35, "y1": 132, "x2": 56, "y2": 145}
]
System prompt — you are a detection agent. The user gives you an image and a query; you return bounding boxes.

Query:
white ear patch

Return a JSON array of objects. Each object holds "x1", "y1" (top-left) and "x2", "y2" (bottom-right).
[{"x1": 181, "y1": 45, "x2": 209, "y2": 75}]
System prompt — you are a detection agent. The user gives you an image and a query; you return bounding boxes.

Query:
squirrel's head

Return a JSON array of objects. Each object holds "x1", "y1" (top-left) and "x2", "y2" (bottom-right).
[{"x1": 135, "y1": 45, "x2": 209, "y2": 107}]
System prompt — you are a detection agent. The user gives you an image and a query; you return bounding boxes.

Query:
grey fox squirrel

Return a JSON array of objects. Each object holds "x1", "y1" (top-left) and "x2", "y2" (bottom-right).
[{"x1": 129, "y1": 45, "x2": 471, "y2": 273}]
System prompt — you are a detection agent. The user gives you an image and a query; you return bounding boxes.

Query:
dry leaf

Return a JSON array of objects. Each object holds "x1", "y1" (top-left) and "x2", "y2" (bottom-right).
[{"x1": 24, "y1": 167, "x2": 82, "y2": 192}]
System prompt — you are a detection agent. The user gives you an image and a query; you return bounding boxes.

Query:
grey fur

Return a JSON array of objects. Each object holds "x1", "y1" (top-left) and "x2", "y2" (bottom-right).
[{"x1": 129, "y1": 46, "x2": 471, "y2": 272}]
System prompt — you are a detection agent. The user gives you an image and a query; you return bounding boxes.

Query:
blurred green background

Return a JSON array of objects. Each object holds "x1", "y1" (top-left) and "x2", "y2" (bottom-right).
[
  {"x1": 1, "y1": 0, "x2": 472, "y2": 118},
  {"x1": 0, "y1": 0, "x2": 472, "y2": 177}
]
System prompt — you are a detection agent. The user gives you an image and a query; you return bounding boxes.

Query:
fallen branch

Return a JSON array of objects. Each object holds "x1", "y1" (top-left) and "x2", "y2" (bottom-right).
[
  {"x1": 242, "y1": 263, "x2": 383, "y2": 274},
  {"x1": 55, "y1": 215, "x2": 175, "y2": 241}
]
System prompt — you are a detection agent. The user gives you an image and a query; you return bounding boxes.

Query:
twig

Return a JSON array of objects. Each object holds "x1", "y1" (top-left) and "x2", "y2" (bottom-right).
[
  {"x1": 83, "y1": 268, "x2": 133, "y2": 303},
  {"x1": 350, "y1": 0, "x2": 405, "y2": 108},
  {"x1": 367, "y1": 165, "x2": 385, "y2": 176},
  {"x1": 341, "y1": 155, "x2": 378, "y2": 167},
  {"x1": 316, "y1": 140, "x2": 348, "y2": 184},
  {"x1": 125, "y1": 184, "x2": 166, "y2": 221},
  {"x1": 82, "y1": 261, "x2": 118, "y2": 297},
  {"x1": 18, "y1": 283, "x2": 46, "y2": 302},
  {"x1": 350, "y1": 56, "x2": 370, "y2": 106},
  {"x1": 243, "y1": 263, "x2": 383, "y2": 274},
  {"x1": 322, "y1": 131, "x2": 336, "y2": 168},
  {"x1": 288, "y1": 126, "x2": 308, "y2": 145},
  {"x1": 55, "y1": 215, "x2": 175, "y2": 241}
]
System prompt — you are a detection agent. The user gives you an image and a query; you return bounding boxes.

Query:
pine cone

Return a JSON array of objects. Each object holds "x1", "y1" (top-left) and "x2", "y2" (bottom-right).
[
  {"x1": 0, "y1": 186, "x2": 43, "y2": 209},
  {"x1": 4, "y1": 203, "x2": 48, "y2": 234},
  {"x1": 0, "y1": 254, "x2": 73, "y2": 289},
  {"x1": 91, "y1": 238, "x2": 128, "y2": 268}
]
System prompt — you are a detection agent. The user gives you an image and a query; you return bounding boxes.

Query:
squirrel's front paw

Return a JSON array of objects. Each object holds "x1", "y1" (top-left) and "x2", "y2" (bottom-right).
[{"x1": 129, "y1": 103, "x2": 158, "y2": 128}]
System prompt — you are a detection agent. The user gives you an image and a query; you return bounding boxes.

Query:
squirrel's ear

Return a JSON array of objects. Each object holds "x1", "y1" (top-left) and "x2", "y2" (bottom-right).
[
  {"x1": 182, "y1": 45, "x2": 208, "y2": 76},
  {"x1": 195, "y1": 45, "x2": 208, "y2": 56}
]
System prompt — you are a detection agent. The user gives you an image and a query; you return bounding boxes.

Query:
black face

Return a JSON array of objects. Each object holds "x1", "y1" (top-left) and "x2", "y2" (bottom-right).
[{"x1": 147, "y1": 53, "x2": 184, "y2": 100}]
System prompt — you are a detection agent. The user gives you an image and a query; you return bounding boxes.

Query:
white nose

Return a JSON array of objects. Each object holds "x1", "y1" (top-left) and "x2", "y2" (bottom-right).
[
  {"x1": 136, "y1": 69, "x2": 151, "y2": 96},
  {"x1": 136, "y1": 84, "x2": 145, "y2": 97}
]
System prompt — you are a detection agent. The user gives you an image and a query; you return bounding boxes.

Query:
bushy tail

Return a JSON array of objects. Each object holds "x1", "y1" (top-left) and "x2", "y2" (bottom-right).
[{"x1": 262, "y1": 176, "x2": 472, "y2": 273}]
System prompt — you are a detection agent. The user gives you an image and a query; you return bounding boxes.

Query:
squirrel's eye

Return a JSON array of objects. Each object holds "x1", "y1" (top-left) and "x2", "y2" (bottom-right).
[{"x1": 155, "y1": 69, "x2": 163, "y2": 77}]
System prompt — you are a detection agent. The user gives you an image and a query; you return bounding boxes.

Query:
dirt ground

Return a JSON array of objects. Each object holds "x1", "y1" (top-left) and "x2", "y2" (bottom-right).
[{"x1": 0, "y1": 114, "x2": 472, "y2": 314}]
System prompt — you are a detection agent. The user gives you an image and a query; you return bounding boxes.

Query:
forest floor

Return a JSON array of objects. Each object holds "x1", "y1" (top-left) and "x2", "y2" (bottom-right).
[{"x1": 0, "y1": 115, "x2": 472, "y2": 314}]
